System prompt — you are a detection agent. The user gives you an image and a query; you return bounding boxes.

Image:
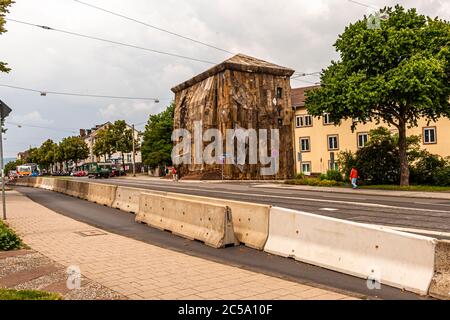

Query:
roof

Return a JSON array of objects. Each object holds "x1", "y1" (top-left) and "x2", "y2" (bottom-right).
[
  {"x1": 171, "y1": 53, "x2": 295, "y2": 93},
  {"x1": 291, "y1": 85, "x2": 321, "y2": 108}
]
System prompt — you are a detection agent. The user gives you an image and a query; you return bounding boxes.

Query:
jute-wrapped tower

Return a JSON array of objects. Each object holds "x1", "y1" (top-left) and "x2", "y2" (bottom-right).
[{"x1": 171, "y1": 54, "x2": 295, "y2": 180}]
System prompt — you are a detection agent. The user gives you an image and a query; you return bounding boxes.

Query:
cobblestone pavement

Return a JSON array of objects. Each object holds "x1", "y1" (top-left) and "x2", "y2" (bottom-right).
[
  {"x1": 4, "y1": 191, "x2": 358, "y2": 300},
  {"x1": 0, "y1": 249, "x2": 126, "y2": 300}
]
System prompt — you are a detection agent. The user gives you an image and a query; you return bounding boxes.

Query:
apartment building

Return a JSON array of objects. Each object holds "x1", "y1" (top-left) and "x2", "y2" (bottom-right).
[
  {"x1": 80, "y1": 122, "x2": 143, "y2": 172},
  {"x1": 292, "y1": 86, "x2": 450, "y2": 175}
]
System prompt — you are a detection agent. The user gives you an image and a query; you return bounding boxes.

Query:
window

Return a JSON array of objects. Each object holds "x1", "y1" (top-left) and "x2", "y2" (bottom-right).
[
  {"x1": 329, "y1": 161, "x2": 339, "y2": 171},
  {"x1": 276, "y1": 87, "x2": 283, "y2": 99},
  {"x1": 357, "y1": 133, "x2": 369, "y2": 148},
  {"x1": 328, "y1": 135, "x2": 339, "y2": 150},
  {"x1": 295, "y1": 115, "x2": 313, "y2": 128},
  {"x1": 304, "y1": 115, "x2": 313, "y2": 126},
  {"x1": 423, "y1": 127, "x2": 437, "y2": 144},
  {"x1": 296, "y1": 116, "x2": 303, "y2": 128},
  {"x1": 300, "y1": 137, "x2": 310, "y2": 152},
  {"x1": 127, "y1": 154, "x2": 132, "y2": 163},
  {"x1": 323, "y1": 113, "x2": 332, "y2": 125},
  {"x1": 301, "y1": 162, "x2": 311, "y2": 174}
]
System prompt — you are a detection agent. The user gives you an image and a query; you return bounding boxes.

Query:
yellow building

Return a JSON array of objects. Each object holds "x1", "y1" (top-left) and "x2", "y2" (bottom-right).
[{"x1": 292, "y1": 86, "x2": 450, "y2": 175}]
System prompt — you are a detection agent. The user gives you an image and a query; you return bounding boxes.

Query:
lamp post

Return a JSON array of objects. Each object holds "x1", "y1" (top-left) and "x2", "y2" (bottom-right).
[{"x1": 0, "y1": 100, "x2": 12, "y2": 220}]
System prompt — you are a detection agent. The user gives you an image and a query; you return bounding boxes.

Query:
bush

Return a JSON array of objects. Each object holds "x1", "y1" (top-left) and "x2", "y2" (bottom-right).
[
  {"x1": 294, "y1": 173, "x2": 304, "y2": 180},
  {"x1": 326, "y1": 170, "x2": 343, "y2": 182},
  {"x1": 286, "y1": 178, "x2": 343, "y2": 187},
  {"x1": 435, "y1": 167, "x2": 450, "y2": 186},
  {"x1": 318, "y1": 173, "x2": 327, "y2": 181},
  {"x1": 0, "y1": 221, "x2": 22, "y2": 251}
]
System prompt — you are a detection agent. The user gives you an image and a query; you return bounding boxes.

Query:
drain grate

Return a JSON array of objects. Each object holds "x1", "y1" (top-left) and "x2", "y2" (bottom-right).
[{"x1": 76, "y1": 230, "x2": 108, "y2": 237}]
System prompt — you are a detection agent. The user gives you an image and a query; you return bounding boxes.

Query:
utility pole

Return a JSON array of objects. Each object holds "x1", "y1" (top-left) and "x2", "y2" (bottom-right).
[
  {"x1": 0, "y1": 100, "x2": 12, "y2": 220},
  {"x1": 132, "y1": 124, "x2": 136, "y2": 177}
]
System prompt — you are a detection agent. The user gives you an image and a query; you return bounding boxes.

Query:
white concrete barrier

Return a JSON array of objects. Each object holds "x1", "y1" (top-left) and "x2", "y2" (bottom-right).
[
  {"x1": 137, "y1": 193, "x2": 238, "y2": 248},
  {"x1": 65, "y1": 180, "x2": 89, "y2": 199},
  {"x1": 40, "y1": 178, "x2": 55, "y2": 191},
  {"x1": 86, "y1": 182, "x2": 117, "y2": 207},
  {"x1": 161, "y1": 193, "x2": 270, "y2": 250},
  {"x1": 264, "y1": 207, "x2": 436, "y2": 295},
  {"x1": 113, "y1": 186, "x2": 143, "y2": 213}
]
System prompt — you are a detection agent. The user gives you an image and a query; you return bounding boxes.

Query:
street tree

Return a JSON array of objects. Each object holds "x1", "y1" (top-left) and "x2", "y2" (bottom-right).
[
  {"x1": 141, "y1": 103, "x2": 174, "y2": 170},
  {"x1": 59, "y1": 136, "x2": 89, "y2": 171},
  {"x1": 305, "y1": 6, "x2": 450, "y2": 186},
  {"x1": 93, "y1": 128, "x2": 114, "y2": 162},
  {"x1": 109, "y1": 120, "x2": 136, "y2": 167},
  {"x1": 0, "y1": 0, "x2": 13, "y2": 73},
  {"x1": 37, "y1": 139, "x2": 57, "y2": 172}
]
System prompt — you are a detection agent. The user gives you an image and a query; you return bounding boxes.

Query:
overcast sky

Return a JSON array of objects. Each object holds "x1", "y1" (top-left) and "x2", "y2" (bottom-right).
[{"x1": 0, "y1": 0, "x2": 448, "y2": 157}]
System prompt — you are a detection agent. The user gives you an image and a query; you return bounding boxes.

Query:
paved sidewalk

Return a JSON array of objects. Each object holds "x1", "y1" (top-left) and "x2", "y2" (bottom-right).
[{"x1": 4, "y1": 190, "x2": 357, "y2": 300}]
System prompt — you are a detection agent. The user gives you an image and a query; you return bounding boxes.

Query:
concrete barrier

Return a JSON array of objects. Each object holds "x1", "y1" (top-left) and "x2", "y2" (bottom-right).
[
  {"x1": 161, "y1": 193, "x2": 270, "y2": 250},
  {"x1": 40, "y1": 178, "x2": 55, "y2": 191},
  {"x1": 65, "y1": 180, "x2": 89, "y2": 199},
  {"x1": 137, "y1": 193, "x2": 238, "y2": 248},
  {"x1": 33, "y1": 177, "x2": 43, "y2": 188},
  {"x1": 86, "y1": 182, "x2": 117, "y2": 207},
  {"x1": 113, "y1": 186, "x2": 143, "y2": 213},
  {"x1": 53, "y1": 179, "x2": 68, "y2": 193},
  {"x1": 429, "y1": 240, "x2": 450, "y2": 300},
  {"x1": 264, "y1": 207, "x2": 436, "y2": 295}
]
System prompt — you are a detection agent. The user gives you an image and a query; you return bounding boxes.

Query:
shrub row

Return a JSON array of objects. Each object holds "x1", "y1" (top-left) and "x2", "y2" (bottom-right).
[{"x1": 0, "y1": 220, "x2": 22, "y2": 251}]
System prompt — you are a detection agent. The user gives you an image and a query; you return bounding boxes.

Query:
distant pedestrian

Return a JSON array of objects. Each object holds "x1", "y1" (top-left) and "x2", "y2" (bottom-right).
[
  {"x1": 172, "y1": 167, "x2": 178, "y2": 182},
  {"x1": 350, "y1": 167, "x2": 359, "y2": 189}
]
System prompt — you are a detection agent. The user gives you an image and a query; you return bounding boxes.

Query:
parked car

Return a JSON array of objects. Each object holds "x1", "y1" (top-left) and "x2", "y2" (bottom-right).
[{"x1": 73, "y1": 171, "x2": 87, "y2": 177}]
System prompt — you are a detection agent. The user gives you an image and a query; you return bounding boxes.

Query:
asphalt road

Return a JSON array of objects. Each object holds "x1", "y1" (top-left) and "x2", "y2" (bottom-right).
[
  {"x1": 15, "y1": 186, "x2": 428, "y2": 300},
  {"x1": 77, "y1": 177, "x2": 450, "y2": 237}
]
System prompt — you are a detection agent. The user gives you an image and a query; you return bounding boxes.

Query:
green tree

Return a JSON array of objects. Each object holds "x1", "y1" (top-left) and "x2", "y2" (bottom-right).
[
  {"x1": 306, "y1": 6, "x2": 450, "y2": 186},
  {"x1": 109, "y1": 120, "x2": 136, "y2": 166},
  {"x1": 37, "y1": 139, "x2": 57, "y2": 172},
  {"x1": 142, "y1": 103, "x2": 174, "y2": 169},
  {"x1": 59, "y1": 136, "x2": 89, "y2": 170},
  {"x1": 0, "y1": 0, "x2": 13, "y2": 73},
  {"x1": 93, "y1": 128, "x2": 114, "y2": 162},
  {"x1": 25, "y1": 147, "x2": 40, "y2": 165}
]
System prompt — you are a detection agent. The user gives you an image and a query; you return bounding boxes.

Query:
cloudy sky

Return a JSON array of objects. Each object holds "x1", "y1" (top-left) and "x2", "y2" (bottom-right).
[{"x1": 0, "y1": 0, "x2": 448, "y2": 157}]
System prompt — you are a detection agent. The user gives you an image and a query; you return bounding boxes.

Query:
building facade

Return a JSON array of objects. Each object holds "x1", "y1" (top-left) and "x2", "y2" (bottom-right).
[
  {"x1": 80, "y1": 122, "x2": 143, "y2": 172},
  {"x1": 293, "y1": 86, "x2": 450, "y2": 175},
  {"x1": 171, "y1": 53, "x2": 295, "y2": 180}
]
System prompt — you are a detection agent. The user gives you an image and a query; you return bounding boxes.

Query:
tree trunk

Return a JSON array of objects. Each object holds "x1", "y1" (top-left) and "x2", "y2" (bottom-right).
[{"x1": 398, "y1": 119, "x2": 410, "y2": 186}]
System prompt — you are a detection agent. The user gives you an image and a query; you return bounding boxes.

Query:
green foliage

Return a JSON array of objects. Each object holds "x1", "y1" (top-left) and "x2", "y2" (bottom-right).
[
  {"x1": 0, "y1": 0, "x2": 13, "y2": 73},
  {"x1": 435, "y1": 167, "x2": 450, "y2": 186},
  {"x1": 142, "y1": 103, "x2": 174, "y2": 169},
  {"x1": 305, "y1": 5, "x2": 450, "y2": 186},
  {"x1": 37, "y1": 139, "x2": 57, "y2": 170},
  {"x1": 0, "y1": 220, "x2": 22, "y2": 251},
  {"x1": 0, "y1": 289, "x2": 61, "y2": 300},
  {"x1": 59, "y1": 136, "x2": 89, "y2": 169},
  {"x1": 287, "y1": 177, "x2": 344, "y2": 187},
  {"x1": 325, "y1": 170, "x2": 343, "y2": 182},
  {"x1": 294, "y1": 173, "x2": 304, "y2": 180},
  {"x1": 410, "y1": 151, "x2": 448, "y2": 185},
  {"x1": 93, "y1": 127, "x2": 114, "y2": 161}
]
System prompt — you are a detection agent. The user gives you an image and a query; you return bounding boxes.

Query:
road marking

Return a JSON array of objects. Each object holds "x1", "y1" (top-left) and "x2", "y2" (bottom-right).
[
  {"x1": 319, "y1": 208, "x2": 339, "y2": 212},
  {"x1": 96, "y1": 179, "x2": 450, "y2": 215},
  {"x1": 382, "y1": 226, "x2": 450, "y2": 238}
]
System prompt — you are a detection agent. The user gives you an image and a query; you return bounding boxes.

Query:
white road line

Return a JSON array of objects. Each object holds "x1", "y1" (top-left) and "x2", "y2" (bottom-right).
[
  {"x1": 319, "y1": 208, "x2": 339, "y2": 212},
  {"x1": 98, "y1": 179, "x2": 450, "y2": 215},
  {"x1": 383, "y1": 226, "x2": 450, "y2": 238}
]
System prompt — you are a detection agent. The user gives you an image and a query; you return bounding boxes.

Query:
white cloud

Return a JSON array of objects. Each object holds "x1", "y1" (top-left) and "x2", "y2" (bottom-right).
[
  {"x1": 98, "y1": 101, "x2": 159, "y2": 122},
  {"x1": 10, "y1": 111, "x2": 54, "y2": 125}
]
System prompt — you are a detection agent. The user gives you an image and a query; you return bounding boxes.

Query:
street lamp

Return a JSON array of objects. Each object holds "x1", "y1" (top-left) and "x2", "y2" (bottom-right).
[{"x1": 0, "y1": 99, "x2": 12, "y2": 220}]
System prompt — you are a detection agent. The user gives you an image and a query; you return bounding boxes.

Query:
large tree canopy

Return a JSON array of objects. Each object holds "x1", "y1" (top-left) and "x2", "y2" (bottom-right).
[
  {"x1": 0, "y1": 0, "x2": 13, "y2": 73},
  {"x1": 141, "y1": 103, "x2": 174, "y2": 170},
  {"x1": 306, "y1": 5, "x2": 450, "y2": 186}
]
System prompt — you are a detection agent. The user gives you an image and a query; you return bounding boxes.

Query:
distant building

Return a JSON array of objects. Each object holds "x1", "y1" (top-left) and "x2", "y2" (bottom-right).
[
  {"x1": 171, "y1": 53, "x2": 295, "y2": 180},
  {"x1": 292, "y1": 86, "x2": 450, "y2": 175},
  {"x1": 17, "y1": 150, "x2": 30, "y2": 161},
  {"x1": 80, "y1": 122, "x2": 143, "y2": 172}
]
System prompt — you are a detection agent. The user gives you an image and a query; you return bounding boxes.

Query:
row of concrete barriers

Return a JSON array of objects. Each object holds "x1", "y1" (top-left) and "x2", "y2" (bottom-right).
[{"x1": 13, "y1": 177, "x2": 449, "y2": 299}]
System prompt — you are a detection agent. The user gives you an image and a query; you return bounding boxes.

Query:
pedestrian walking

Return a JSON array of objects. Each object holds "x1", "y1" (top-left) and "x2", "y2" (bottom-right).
[
  {"x1": 350, "y1": 167, "x2": 359, "y2": 189},
  {"x1": 172, "y1": 167, "x2": 178, "y2": 182}
]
